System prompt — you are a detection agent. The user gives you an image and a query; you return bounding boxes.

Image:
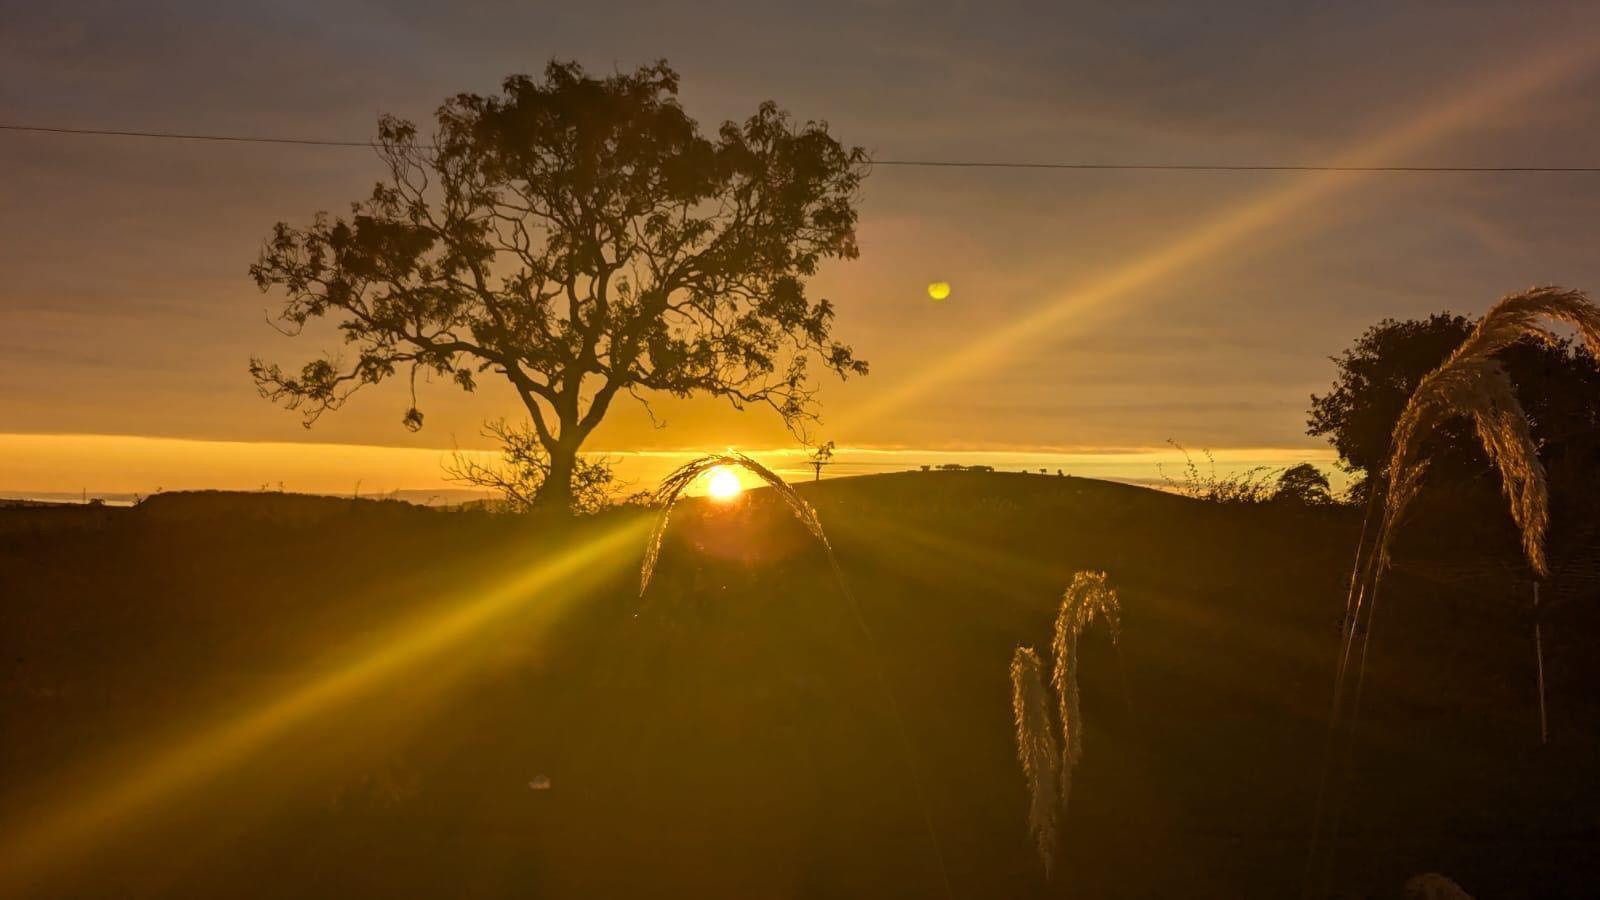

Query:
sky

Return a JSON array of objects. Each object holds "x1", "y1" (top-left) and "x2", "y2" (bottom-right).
[{"x1": 5, "y1": 1, "x2": 1600, "y2": 495}]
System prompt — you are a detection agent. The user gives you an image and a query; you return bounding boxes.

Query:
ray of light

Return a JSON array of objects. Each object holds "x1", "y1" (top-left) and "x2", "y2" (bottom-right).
[
  {"x1": 841, "y1": 42, "x2": 1597, "y2": 432},
  {"x1": 0, "y1": 517, "x2": 651, "y2": 893},
  {"x1": 832, "y1": 505, "x2": 1067, "y2": 590},
  {"x1": 832, "y1": 505, "x2": 1348, "y2": 679}
]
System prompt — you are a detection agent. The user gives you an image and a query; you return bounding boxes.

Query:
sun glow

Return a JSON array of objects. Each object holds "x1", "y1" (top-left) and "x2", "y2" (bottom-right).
[
  {"x1": 0, "y1": 520, "x2": 650, "y2": 893},
  {"x1": 705, "y1": 466, "x2": 743, "y2": 502}
]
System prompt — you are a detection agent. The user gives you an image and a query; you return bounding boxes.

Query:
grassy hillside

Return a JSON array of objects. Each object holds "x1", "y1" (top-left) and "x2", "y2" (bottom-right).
[{"x1": 2, "y1": 475, "x2": 1597, "y2": 898}]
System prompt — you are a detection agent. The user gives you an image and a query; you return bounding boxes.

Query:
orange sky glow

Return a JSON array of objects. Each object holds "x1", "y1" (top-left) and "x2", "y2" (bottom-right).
[
  {"x1": 0, "y1": 433, "x2": 1337, "y2": 499},
  {"x1": 5, "y1": 6, "x2": 1600, "y2": 497}
]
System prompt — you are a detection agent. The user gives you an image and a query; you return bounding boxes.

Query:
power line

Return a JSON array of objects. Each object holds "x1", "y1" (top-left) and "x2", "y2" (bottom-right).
[
  {"x1": 6, "y1": 122, "x2": 1600, "y2": 174},
  {"x1": 0, "y1": 124, "x2": 374, "y2": 148},
  {"x1": 874, "y1": 159, "x2": 1600, "y2": 174}
]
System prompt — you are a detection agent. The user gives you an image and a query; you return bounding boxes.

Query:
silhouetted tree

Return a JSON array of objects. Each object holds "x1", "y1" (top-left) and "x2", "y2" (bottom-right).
[
  {"x1": 250, "y1": 60, "x2": 869, "y2": 510},
  {"x1": 808, "y1": 440, "x2": 834, "y2": 481},
  {"x1": 444, "y1": 419, "x2": 618, "y2": 514},
  {"x1": 1308, "y1": 313, "x2": 1600, "y2": 484},
  {"x1": 1273, "y1": 463, "x2": 1333, "y2": 506}
]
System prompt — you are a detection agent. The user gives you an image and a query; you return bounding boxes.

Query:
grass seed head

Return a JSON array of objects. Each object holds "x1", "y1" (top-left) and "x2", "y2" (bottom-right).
[
  {"x1": 1381, "y1": 286, "x2": 1600, "y2": 576},
  {"x1": 1050, "y1": 571, "x2": 1121, "y2": 803},
  {"x1": 1010, "y1": 645, "x2": 1061, "y2": 874},
  {"x1": 639, "y1": 451, "x2": 831, "y2": 597}
]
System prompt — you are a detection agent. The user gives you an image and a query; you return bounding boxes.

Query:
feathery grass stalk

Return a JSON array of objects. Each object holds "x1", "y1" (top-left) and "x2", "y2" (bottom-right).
[
  {"x1": 1051, "y1": 571, "x2": 1122, "y2": 806},
  {"x1": 1380, "y1": 285, "x2": 1600, "y2": 579},
  {"x1": 1342, "y1": 287, "x2": 1600, "y2": 707},
  {"x1": 1339, "y1": 287, "x2": 1600, "y2": 719},
  {"x1": 636, "y1": 452, "x2": 953, "y2": 899},
  {"x1": 1007, "y1": 571, "x2": 1123, "y2": 876},
  {"x1": 639, "y1": 451, "x2": 829, "y2": 598},
  {"x1": 1383, "y1": 359, "x2": 1547, "y2": 572},
  {"x1": 1310, "y1": 286, "x2": 1600, "y2": 897},
  {"x1": 1011, "y1": 646, "x2": 1061, "y2": 875},
  {"x1": 1404, "y1": 872, "x2": 1474, "y2": 900}
]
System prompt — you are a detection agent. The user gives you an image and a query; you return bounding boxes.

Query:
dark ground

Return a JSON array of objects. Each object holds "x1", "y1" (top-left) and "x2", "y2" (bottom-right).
[{"x1": 2, "y1": 473, "x2": 1597, "y2": 898}]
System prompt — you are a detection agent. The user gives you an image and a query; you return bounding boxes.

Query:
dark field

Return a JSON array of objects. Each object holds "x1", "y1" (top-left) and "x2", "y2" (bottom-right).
[{"x1": 3, "y1": 473, "x2": 1598, "y2": 898}]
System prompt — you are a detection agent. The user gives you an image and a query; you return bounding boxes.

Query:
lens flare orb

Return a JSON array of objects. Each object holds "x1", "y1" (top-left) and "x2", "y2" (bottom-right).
[{"x1": 927, "y1": 281, "x2": 952, "y2": 301}]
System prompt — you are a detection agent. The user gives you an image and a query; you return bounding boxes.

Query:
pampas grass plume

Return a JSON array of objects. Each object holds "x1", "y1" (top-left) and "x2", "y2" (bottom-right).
[
  {"x1": 1051, "y1": 570, "x2": 1122, "y2": 804},
  {"x1": 639, "y1": 451, "x2": 830, "y2": 597},
  {"x1": 1010, "y1": 646, "x2": 1060, "y2": 874},
  {"x1": 1381, "y1": 286, "x2": 1600, "y2": 576}
]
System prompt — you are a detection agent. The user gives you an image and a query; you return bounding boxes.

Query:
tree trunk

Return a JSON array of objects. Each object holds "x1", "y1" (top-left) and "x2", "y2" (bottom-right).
[{"x1": 535, "y1": 439, "x2": 578, "y2": 512}]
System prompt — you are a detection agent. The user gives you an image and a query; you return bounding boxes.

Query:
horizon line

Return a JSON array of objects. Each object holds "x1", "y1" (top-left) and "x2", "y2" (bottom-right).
[{"x1": 0, "y1": 431, "x2": 1340, "y2": 459}]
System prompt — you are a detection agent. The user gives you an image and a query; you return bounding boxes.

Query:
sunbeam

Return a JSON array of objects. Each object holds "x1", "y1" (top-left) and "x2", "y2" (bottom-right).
[
  {"x1": 0, "y1": 517, "x2": 651, "y2": 894},
  {"x1": 840, "y1": 41, "x2": 1597, "y2": 432}
]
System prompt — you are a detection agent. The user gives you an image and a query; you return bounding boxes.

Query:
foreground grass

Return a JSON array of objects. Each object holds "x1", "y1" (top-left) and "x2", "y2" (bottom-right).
[{"x1": 2, "y1": 474, "x2": 1598, "y2": 898}]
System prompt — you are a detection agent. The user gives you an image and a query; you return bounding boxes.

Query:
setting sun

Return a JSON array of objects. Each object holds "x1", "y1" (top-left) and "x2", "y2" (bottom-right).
[{"x1": 705, "y1": 466, "x2": 743, "y2": 502}]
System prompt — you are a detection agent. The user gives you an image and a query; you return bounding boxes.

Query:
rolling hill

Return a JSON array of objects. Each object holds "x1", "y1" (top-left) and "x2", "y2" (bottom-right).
[{"x1": 2, "y1": 474, "x2": 1597, "y2": 898}]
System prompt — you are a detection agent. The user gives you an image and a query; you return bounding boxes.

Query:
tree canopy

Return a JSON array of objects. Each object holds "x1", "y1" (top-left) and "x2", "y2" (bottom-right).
[
  {"x1": 1273, "y1": 463, "x2": 1333, "y2": 506},
  {"x1": 1308, "y1": 312, "x2": 1600, "y2": 486},
  {"x1": 250, "y1": 60, "x2": 869, "y2": 509}
]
